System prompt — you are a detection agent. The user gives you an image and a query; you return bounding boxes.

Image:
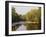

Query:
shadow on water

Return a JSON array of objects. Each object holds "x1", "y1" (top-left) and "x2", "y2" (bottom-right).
[{"x1": 12, "y1": 24, "x2": 22, "y2": 31}]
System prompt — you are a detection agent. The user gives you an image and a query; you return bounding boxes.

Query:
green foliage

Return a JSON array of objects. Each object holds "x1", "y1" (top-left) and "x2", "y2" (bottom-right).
[
  {"x1": 24, "y1": 7, "x2": 41, "y2": 30},
  {"x1": 12, "y1": 7, "x2": 21, "y2": 23},
  {"x1": 23, "y1": 7, "x2": 41, "y2": 22}
]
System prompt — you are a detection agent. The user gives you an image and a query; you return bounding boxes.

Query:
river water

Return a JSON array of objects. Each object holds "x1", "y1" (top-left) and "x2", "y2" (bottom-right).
[
  {"x1": 12, "y1": 21, "x2": 38, "y2": 31},
  {"x1": 16, "y1": 24, "x2": 27, "y2": 31}
]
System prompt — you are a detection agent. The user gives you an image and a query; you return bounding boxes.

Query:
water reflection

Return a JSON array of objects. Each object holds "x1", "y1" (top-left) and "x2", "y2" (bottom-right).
[{"x1": 12, "y1": 23, "x2": 41, "y2": 31}]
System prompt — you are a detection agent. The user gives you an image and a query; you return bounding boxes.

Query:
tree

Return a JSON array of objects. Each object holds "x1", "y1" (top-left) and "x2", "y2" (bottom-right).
[
  {"x1": 12, "y1": 7, "x2": 20, "y2": 23},
  {"x1": 23, "y1": 7, "x2": 41, "y2": 30}
]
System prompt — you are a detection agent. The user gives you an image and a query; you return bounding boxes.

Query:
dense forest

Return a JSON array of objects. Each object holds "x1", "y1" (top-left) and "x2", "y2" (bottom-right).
[{"x1": 12, "y1": 7, "x2": 41, "y2": 31}]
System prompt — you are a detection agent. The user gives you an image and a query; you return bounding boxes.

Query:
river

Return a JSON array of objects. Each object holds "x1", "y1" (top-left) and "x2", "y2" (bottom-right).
[
  {"x1": 16, "y1": 24, "x2": 27, "y2": 31},
  {"x1": 12, "y1": 21, "x2": 38, "y2": 31}
]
